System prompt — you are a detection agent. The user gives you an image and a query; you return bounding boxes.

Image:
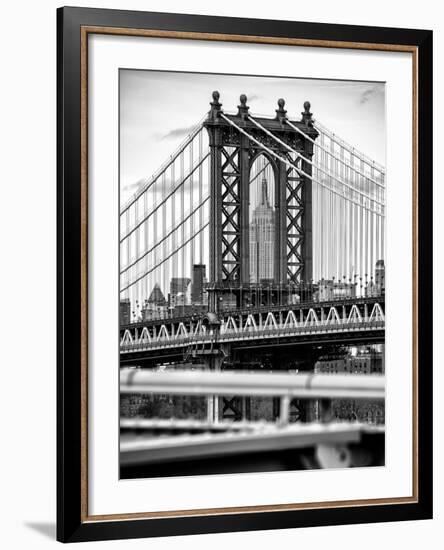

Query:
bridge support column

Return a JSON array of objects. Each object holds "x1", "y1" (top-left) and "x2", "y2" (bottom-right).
[
  {"x1": 276, "y1": 160, "x2": 287, "y2": 283},
  {"x1": 207, "y1": 355, "x2": 221, "y2": 423},
  {"x1": 207, "y1": 392, "x2": 220, "y2": 424},
  {"x1": 301, "y1": 102, "x2": 315, "y2": 283},
  {"x1": 240, "y1": 134, "x2": 251, "y2": 284},
  {"x1": 206, "y1": 343, "x2": 230, "y2": 424}
]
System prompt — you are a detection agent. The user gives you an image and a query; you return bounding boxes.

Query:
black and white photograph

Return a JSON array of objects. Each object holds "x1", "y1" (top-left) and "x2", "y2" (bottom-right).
[
  {"x1": 0, "y1": 0, "x2": 437, "y2": 545},
  {"x1": 119, "y1": 70, "x2": 386, "y2": 478}
]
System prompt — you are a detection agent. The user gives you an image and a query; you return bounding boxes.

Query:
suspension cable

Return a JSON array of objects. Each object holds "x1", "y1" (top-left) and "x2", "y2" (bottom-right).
[
  {"x1": 220, "y1": 114, "x2": 383, "y2": 216},
  {"x1": 120, "y1": 152, "x2": 210, "y2": 244},
  {"x1": 120, "y1": 119, "x2": 206, "y2": 215},
  {"x1": 313, "y1": 120, "x2": 385, "y2": 174},
  {"x1": 247, "y1": 115, "x2": 384, "y2": 207},
  {"x1": 121, "y1": 222, "x2": 209, "y2": 293},
  {"x1": 284, "y1": 119, "x2": 384, "y2": 188},
  {"x1": 120, "y1": 198, "x2": 210, "y2": 275}
]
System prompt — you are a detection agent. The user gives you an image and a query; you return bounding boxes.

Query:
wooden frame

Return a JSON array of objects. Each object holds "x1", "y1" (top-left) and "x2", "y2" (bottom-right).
[{"x1": 57, "y1": 6, "x2": 433, "y2": 542}]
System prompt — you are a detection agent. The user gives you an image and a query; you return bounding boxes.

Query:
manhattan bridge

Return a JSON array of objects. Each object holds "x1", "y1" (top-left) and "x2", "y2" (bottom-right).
[{"x1": 119, "y1": 92, "x2": 386, "y2": 475}]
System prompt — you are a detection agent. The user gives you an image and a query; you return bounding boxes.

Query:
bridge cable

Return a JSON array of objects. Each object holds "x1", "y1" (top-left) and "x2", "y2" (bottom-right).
[
  {"x1": 121, "y1": 222, "x2": 210, "y2": 294},
  {"x1": 120, "y1": 120, "x2": 205, "y2": 215},
  {"x1": 313, "y1": 119, "x2": 385, "y2": 175},
  {"x1": 285, "y1": 119, "x2": 384, "y2": 188},
  {"x1": 121, "y1": 197, "x2": 210, "y2": 275},
  {"x1": 120, "y1": 152, "x2": 210, "y2": 244},
  {"x1": 219, "y1": 114, "x2": 383, "y2": 216},
  {"x1": 247, "y1": 115, "x2": 384, "y2": 207}
]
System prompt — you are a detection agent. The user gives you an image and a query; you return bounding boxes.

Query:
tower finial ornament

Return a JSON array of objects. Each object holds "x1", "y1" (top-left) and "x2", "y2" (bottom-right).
[
  {"x1": 237, "y1": 94, "x2": 250, "y2": 119},
  {"x1": 301, "y1": 101, "x2": 313, "y2": 126},
  {"x1": 209, "y1": 90, "x2": 222, "y2": 120},
  {"x1": 275, "y1": 98, "x2": 287, "y2": 122}
]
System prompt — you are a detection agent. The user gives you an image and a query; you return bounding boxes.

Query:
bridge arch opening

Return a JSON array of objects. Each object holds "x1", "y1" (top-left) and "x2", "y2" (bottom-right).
[{"x1": 248, "y1": 154, "x2": 277, "y2": 287}]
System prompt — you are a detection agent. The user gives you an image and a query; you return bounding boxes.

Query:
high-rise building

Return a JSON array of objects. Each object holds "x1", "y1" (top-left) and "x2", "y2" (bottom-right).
[
  {"x1": 147, "y1": 283, "x2": 167, "y2": 307},
  {"x1": 169, "y1": 277, "x2": 191, "y2": 308},
  {"x1": 249, "y1": 177, "x2": 275, "y2": 282},
  {"x1": 366, "y1": 259, "x2": 385, "y2": 297},
  {"x1": 141, "y1": 283, "x2": 168, "y2": 320},
  {"x1": 191, "y1": 264, "x2": 206, "y2": 305},
  {"x1": 375, "y1": 259, "x2": 385, "y2": 291},
  {"x1": 119, "y1": 298, "x2": 131, "y2": 326}
]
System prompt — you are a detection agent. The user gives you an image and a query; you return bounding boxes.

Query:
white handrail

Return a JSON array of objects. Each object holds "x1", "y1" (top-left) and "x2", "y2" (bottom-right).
[{"x1": 120, "y1": 369, "x2": 385, "y2": 400}]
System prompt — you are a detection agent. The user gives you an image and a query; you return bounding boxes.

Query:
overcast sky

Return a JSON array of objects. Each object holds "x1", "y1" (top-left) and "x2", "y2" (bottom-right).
[{"x1": 120, "y1": 70, "x2": 385, "y2": 202}]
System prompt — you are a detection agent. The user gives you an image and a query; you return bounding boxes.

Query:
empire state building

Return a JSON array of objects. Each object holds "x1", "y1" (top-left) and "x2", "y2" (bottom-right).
[{"x1": 249, "y1": 176, "x2": 275, "y2": 283}]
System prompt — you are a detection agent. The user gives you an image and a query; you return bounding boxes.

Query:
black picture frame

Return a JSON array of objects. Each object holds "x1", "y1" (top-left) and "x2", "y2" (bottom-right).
[{"x1": 57, "y1": 6, "x2": 433, "y2": 543}]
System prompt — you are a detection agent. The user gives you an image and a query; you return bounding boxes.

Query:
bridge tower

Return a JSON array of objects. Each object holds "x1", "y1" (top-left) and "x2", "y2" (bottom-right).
[{"x1": 204, "y1": 92, "x2": 318, "y2": 313}]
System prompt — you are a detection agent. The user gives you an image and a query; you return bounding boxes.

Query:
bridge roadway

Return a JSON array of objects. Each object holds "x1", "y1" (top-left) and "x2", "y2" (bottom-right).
[{"x1": 120, "y1": 296, "x2": 385, "y2": 364}]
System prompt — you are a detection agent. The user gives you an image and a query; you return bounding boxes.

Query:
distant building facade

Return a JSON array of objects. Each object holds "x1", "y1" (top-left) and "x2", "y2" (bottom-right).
[
  {"x1": 314, "y1": 346, "x2": 385, "y2": 425},
  {"x1": 191, "y1": 264, "x2": 206, "y2": 305},
  {"x1": 314, "y1": 348, "x2": 384, "y2": 375},
  {"x1": 169, "y1": 277, "x2": 191, "y2": 310},
  {"x1": 366, "y1": 259, "x2": 385, "y2": 297},
  {"x1": 119, "y1": 298, "x2": 131, "y2": 325},
  {"x1": 142, "y1": 283, "x2": 168, "y2": 320}
]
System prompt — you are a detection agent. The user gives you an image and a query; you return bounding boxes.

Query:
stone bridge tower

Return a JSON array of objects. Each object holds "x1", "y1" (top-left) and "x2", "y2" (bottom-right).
[{"x1": 203, "y1": 92, "x2": 318, "y2": 313}]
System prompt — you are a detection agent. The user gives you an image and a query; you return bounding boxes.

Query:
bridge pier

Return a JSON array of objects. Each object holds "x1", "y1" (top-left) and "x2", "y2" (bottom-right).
[{"x1": 206, "y1": 351, "x2": 223, "y2": 424}]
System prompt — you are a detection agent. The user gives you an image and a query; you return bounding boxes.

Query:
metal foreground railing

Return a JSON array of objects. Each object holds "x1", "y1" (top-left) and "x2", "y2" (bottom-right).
[{"x1": 120, "y1": 369, "x2": 385, "y2": 469}]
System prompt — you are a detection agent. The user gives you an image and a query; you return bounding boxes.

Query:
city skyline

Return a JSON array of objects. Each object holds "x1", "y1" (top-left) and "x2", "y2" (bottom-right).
[{"x1": 121, "y1": 258, "x2": 385, "y2": 324}]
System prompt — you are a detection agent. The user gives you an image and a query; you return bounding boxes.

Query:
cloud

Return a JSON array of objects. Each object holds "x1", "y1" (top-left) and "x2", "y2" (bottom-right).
[
  {"x1": 359, "y1": 86, "x2": 382, "y2": 105},
  {"x1": 247, "y1": 94, "x2": 260, "y2": 102},
  {"x1": 146, "y1": 177, "x2": 209, "y2": 197},
  {"x1": 162, "y1": 125, "x2": 197, "y2": 140},
  {"x1": 124, "y1": 176, "x2": 209, "y2": 202},
  {"x1": 123, "y1": 179, "x2": 145, "y2": 193}
]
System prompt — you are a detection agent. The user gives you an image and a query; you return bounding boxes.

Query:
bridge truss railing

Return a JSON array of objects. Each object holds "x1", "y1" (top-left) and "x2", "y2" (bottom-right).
[
  {"x1": 120, "y1": 308, "x2": 385, "y2": 351},
  {"x1": 120, "y1": 321, "x2": 385, "y2": 352}
]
